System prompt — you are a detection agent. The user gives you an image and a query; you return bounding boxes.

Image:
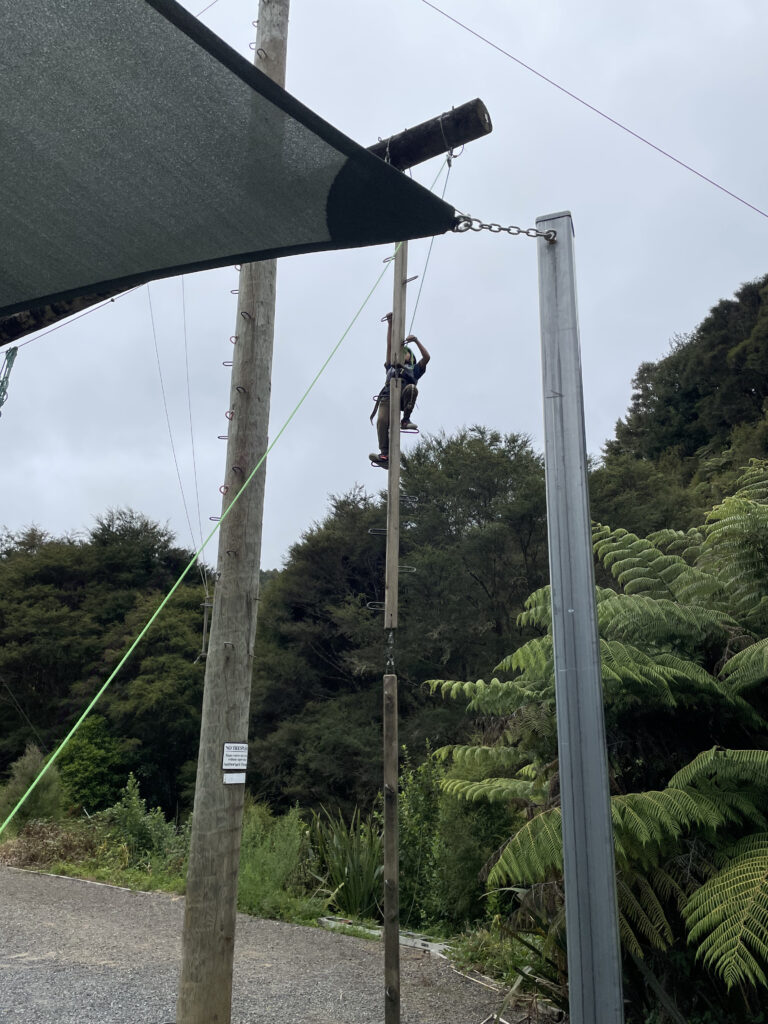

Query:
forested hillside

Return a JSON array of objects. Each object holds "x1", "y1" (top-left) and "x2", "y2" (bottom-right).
[
  {"x1": 0, "y1": 510, "x2": 207, "y2": 814},
  {"x1": 591, "y1": 272, "x2": 768, "y2": 536},
  {"x1": 0, "y1": 429, "x2": 548, "y2": 817},
  {"x1": 246, "y1": 427, "x2": 548, "y2": 812}
]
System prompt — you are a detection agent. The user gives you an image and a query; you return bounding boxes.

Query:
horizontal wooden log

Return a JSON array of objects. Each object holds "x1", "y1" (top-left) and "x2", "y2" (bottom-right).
[{"x1": 367, "y1": 97, "x2": 492, "y2": 171}]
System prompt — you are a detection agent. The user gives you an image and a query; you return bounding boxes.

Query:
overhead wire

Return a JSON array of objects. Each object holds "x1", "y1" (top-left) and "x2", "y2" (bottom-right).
[
  {"x1": 2, "y1": 682, "x2": 48, "y2": 753},
  {"x1": 180, "y1": 276, "x2": 210, "y2": 597},
  {"x1": 419, "y1": 0, "x2": 768, "y2": 221},
  {"x1": 408, "y1": 157, "x2": 453, "y2": 334},
  {"x1": 147, "y1": 285, "x2": 209, "y2": 593}
]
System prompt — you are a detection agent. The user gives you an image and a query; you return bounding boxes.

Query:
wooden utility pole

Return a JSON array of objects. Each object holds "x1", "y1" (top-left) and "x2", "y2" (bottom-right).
[
  {"x1": 382, "y1": 239, "x2": 409, "y2": 1024},
  {"x1": 373, "y1": 105, "x2": 492, "y2": 1024},
  {"x1": 176, "y1": 3, "x2": 289, "y2": 1023}
]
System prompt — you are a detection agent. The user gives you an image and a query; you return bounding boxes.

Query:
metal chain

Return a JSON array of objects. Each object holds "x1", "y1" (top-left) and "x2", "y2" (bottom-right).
[{"x1": 453, "y1": 214, "x2": 556, "y2": 242}]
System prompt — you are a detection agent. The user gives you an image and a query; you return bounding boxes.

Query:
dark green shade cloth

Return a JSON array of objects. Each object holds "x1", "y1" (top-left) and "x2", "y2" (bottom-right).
[{"x1": 0, "y1": 0, "x2": 456, "y2": 318}]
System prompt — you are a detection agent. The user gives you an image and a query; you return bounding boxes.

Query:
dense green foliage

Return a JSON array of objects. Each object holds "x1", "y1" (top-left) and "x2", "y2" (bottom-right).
[
  {"x1": 248, "y1": 427, "x2": 548, "y2": 814},
  {"x1": 0, "y1": 510, "x2": 207, "y2": 814},
  {"x1": 431, "y1": 461, "x2": 768, "y2": 1022},
  {"x1": 592, "y1": 273, "x2": 768, "y2": 536}
]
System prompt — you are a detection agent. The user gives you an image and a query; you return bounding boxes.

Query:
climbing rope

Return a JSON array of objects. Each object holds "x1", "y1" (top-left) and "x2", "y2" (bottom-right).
[{"x1": 408, "y1": 158, "x2": 453, "y2": 335}]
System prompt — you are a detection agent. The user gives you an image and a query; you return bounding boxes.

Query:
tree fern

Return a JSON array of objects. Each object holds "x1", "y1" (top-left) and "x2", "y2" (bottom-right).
[
  {"x1": 597, "y1": 594, "x2": 738, "y2": 648},
  {"x1": 442, "y1": 775, "x2": 536, "y2": 805},
  {"x1": 719, "y1": 637, "x2": 768, "y2": 694},
  {"x1": 495, "y1": 635, "x2": 554, "y2": 679},
  {"x1": 668, "y1": 747, "x2": 768, "y2": 791},
  {"x1": 646, "y1": 527, "x2": 706, "y2": 564},
  {"x1": 683, "y1": 833, "x2": 768, "y2": 989}
]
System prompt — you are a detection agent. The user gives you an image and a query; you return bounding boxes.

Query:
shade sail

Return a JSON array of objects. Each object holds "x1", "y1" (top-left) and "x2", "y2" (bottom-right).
[{"x1": 0, "y1": 0, "x2": 457, "y2": 320}]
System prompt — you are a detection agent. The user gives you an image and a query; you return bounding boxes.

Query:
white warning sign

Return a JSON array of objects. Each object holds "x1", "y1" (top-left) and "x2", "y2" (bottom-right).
[{"x1": 222, "y1": 742, "x2": 248, "y2": 771}]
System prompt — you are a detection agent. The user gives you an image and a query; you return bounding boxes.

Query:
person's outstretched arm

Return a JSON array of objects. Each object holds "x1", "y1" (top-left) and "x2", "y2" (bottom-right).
[
  {"x1": 406, "y1": 334, "x2": 430, "y2": 370},
  {"x1": 384, "y1": 312, "x2": 393, "y2": 364}
]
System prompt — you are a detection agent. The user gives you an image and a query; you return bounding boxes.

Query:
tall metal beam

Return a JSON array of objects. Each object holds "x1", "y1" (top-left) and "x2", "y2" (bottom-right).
[{"x1": 536, "y1": 211, "x2": 624, "y2": 1024}]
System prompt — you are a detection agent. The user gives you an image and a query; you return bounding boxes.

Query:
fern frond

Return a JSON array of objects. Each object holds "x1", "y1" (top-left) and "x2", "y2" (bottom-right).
[
  {"x1": 648, "y1": 864, "x2": 687, "y2": 910},
  {"x1": 618, "y1": 873, "x2": 674, "y2": 950},
  {"x1": 517, "y1": 586, "x2": 552, "y2": 630},
  {"x1": 600, "y1": 641, "x2": 678, "y2": 708},
  {"x1": 449, "y1": 744, "x2": 529, "y2": 771},
  {"x1": 613, "y1": 789, "x2": 727, "y2": 859},
  {"x1": 647, "y1": 527, "x2": 706, "y2": 564},
  {"x1": 426, "y1": 678, "x2": 512, "y2": 714},
  {"x1": 496, "y1": 636, "x2": 554, "y2": 679},
  {"x1": 442, "y1": 775, "x2": 535, "y2": 804},
  {"x1": 731, "y1": 460, "x2": 768, "y2": 503},
  {"x1": 597, "y1": 595, "x2": 737, "y2": 647},
  {"x1": 720, "y1": 638, "x2": 768, "y2": 694},
  {"x1": 650, "y1": 654, "x2": 766, "y2": 727},
  {"x1": 593, "y1": 525, "x2": 723, "y2": 604},
  {"x1": 668, "y1": 748, "x2": 768, "y2": 791},
  {"x1": 683, "y1": 833, "x2": 768, "y2": 989},
  {"x1": 489, "y1": 808, "x2": 564, "y2": 885},
  {"x1": 517, "y1": 585, "x2": 617, "y2": 631}
]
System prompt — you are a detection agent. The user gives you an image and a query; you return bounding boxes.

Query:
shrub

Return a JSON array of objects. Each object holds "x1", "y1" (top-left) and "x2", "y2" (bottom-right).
[
  {"x1": 237, "y1": 800, "x2": 324, "y2": 924},
  {"x1": 102, "y1": 773, "x2": 187, "y2": 868},
  {"x1": 0, "y1": 744, "x2": 64, "y2": 833},
  {"x1": 57, "y1": 716, "x2": 126, "y2": 812},
  {"x1": 399, "y1": 747, "x2": 515, "y2": 933},
  {"x1": 311, "y1": 806, "x2": 383, "y2": 920}
]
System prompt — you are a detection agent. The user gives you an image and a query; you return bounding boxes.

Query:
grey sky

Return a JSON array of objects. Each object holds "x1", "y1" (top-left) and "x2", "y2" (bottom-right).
[{"x1": 2, "y1": 0, "x2": 766, "y2": 569}]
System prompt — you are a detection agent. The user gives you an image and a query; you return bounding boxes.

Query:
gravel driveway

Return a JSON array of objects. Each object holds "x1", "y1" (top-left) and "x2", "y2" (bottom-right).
[{"x1": 0, "y1": 867, "x2": 511, "y2": 1024}]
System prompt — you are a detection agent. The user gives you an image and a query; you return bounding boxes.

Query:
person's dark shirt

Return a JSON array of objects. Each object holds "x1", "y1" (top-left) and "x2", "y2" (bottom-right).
[{"x1": 381, "y1": 360, "x2": 426, "y2": 397}]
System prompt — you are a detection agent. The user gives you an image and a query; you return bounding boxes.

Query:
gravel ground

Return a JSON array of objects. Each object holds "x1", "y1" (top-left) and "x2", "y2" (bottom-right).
[{"x1": 0, "y1": 867, "x2": 513, "y2": 1024}]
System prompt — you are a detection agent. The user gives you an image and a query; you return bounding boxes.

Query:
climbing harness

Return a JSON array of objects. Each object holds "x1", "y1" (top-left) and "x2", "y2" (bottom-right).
[
  {"x1": 369, "y1": 361, "x2": 419, "y2": 425},
  {"x1": 454, "y1": 214, "x2": 557, "y2": 242},
  {"x1": 0, "y1": 347, "x2": 18, "y2": 417}
]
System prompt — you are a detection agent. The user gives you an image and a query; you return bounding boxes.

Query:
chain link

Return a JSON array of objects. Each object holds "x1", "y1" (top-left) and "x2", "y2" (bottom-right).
[{"x1": 453, "y1": 215, "x2": 556, "y2": 242}]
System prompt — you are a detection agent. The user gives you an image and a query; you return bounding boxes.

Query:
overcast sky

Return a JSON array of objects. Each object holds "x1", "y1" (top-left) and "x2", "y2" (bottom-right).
[{"x1": 2, "y1": 0, "x2": 766, "y2": 570}]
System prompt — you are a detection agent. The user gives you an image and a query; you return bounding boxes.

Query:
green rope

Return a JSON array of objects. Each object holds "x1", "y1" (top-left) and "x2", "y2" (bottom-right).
[{"x1": 0, "y1": 253, "x2": 399, "y2": 838}]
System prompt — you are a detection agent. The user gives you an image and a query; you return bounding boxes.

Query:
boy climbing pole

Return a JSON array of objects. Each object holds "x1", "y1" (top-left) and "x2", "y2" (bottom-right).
[{"x1": 369, "y1": 312, "x2": 431, "y2": 469}]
